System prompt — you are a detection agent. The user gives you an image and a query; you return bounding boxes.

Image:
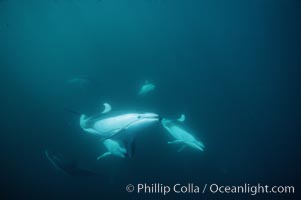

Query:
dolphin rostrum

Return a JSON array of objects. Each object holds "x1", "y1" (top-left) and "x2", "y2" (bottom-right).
[{"x1": 161, "y1": 115, "x2": 205, "y2": 152}]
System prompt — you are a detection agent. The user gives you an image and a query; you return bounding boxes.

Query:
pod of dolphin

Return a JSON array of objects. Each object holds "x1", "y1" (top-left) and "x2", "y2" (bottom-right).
[
  {"x1": 45, "y1": 81, "x2": 205, "y2": 175},
  {"x1": 79, "y1": 81, "x2": 205, "y2": 160}
]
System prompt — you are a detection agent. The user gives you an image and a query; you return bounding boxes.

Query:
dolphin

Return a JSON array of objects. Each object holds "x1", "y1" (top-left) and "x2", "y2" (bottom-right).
[
  {"x1": 45, "y1": 150, "x2": 98, "y2": 176},
  {"x1": 80, "y1": 103, "x2": 159, "y2": 137},
  {"x1": 67, "y1": 78, "x2": 91, "y2": 89},
  {"x1": 138, "y1": 81, "x2": 155, "y2": 96},
  {"x1": 161, "y1": 115, "x2": 205, "y2": 152},
  {"x1": 80, "y1": 103, "x2": 160, "y2": 156},
  {"x1": 97, "y1": 139, "x2": 127, "y2": 160}
]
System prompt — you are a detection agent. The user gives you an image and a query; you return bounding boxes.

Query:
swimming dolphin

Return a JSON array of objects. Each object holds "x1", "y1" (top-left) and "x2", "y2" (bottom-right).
[
  {"x1": 80, "y1": 103, "x2": 159, "y2": 156},
  {"x1": 161, "y1": 115, "x2": 205, "y2": 152},
  {"x1": 67, "y1": 78, "x2": 91, "y2": 89},
  {"x1": 45, "y1": 150, "x2": 98, "y2": 176},
  {"x1": 97, "y1": 139, "x2": 127, "y2": 160},
  {"x1": 80, "y1": 103, "x2": 159, "y2": 137},
  {"x1": 138, "y1": 81, "x2": 155, "y2": 96}
]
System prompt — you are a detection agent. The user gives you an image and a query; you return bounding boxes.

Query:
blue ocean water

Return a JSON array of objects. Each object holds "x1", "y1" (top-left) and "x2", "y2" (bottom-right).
[{"x1": 0, "y1": 0, "x2": 300, "y2": 199}]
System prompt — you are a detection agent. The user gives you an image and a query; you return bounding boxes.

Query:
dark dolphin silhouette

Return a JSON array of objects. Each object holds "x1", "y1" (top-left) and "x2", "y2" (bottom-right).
[{"x1": 45, "y1": 150, "x2": 98, "y2": 176}]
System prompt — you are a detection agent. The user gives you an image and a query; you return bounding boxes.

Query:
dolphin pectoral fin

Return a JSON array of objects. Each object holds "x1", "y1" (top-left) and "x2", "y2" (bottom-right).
[
  {"x1": 101, "y1": 103, "x2": 112, "y2": 114},
  {"x1": 97, "y1": 152, "x2": 111, "y2": 160},
  {"x1": 83, "y1": 128, "x2": 100, "y2": 135},
  {"x1": 167, "y1": 140, "x2": 182, "y2": 145},
  {"x1": 177, "y1": 145, "x2": 186, "y2": 152},
  {"x1": 99, "y1": 128, "x2": 124, "y2": 141}
]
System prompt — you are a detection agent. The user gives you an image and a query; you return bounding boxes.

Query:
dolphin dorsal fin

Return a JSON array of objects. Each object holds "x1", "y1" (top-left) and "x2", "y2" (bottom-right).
[
  {"x1": 101, "y1": 103, "x2": 112, "y2": 114},
  {"x1": 80, "y1": 115, "x2": 88, "y2": 128},
  {"x1": 177, "y1": 114, "x2": 186, "y2": 122}
]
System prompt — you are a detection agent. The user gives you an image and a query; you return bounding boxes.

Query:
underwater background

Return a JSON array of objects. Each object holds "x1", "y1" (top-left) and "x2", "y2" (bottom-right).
[{"x1": 0, "y1": 0, "x2": 300, "y2": 199}]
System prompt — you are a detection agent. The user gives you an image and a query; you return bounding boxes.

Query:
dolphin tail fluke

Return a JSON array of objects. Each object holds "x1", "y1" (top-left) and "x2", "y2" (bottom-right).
[{"x1": 97, "y1": 152, "x2": 111, "y2": 160}]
